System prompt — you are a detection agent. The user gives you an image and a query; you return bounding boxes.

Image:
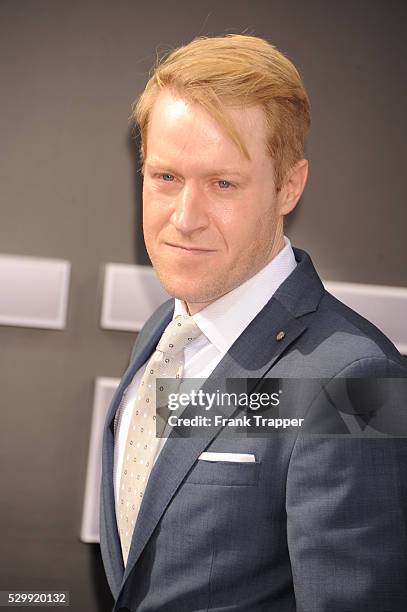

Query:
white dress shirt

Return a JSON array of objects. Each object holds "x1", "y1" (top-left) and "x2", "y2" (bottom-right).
[{"x1": 113, "y1": 236, "x2": 297, "y2": 508}]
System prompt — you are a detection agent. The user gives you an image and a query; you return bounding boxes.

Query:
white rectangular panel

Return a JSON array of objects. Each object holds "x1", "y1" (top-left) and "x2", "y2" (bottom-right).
[
  {"x1": 80, "y1": 377, "x2": 120, "y2": 543},
  {"x1": 101, "y1": 263, "x2": 170, "y2": 331},
  {"x1": 324, "y1": 281, "x2": 407, "y2": 354},
  {"x1": 0, "y1": 254, "x2": 71, "y2": 329}
]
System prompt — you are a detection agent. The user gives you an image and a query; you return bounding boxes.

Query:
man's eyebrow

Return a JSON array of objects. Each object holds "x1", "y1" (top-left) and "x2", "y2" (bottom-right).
[
  {"x1": 144, "y1": 161, "x2": 178, "y2": 173},
  {"x1": 203, "y1": 168, "x2": 246, "y2": 178},
  {"x1": 144, "y1": 160, "x2": 247, "y2": 178}
]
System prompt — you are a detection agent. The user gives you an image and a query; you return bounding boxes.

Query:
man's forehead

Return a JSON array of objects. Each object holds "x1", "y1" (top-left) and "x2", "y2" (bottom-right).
[
  {"x1": 151, "y1": 92, "x2": 190, "y2": 120},
  {"x1": 147, "y1": 89, "x2": 268, "y2": 151}
]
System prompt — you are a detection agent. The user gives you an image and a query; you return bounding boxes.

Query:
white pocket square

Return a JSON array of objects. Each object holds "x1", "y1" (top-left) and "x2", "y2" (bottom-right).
[{"x1": 198, "y1": 452, "x2": 256, "y2": 463}]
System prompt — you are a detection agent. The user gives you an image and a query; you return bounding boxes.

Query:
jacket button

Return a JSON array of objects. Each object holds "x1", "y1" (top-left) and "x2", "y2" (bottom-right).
[{"x1": 276, "y1": 330, "x2": 286, "y2": 341}]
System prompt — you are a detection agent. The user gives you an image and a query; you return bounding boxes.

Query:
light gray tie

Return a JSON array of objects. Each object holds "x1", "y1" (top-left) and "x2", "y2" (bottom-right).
[{"x1": 117, "y1": 314, "x2": 201, "y2": 565}]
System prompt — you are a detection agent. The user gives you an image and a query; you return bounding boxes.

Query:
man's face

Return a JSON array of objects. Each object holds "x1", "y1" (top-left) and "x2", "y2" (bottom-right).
[{"x1": 142, "y1": 89, "x2": 285, "y2": 314}]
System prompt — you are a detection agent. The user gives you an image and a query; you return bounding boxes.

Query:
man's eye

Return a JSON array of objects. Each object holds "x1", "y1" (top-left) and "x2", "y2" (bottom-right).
[
  {"x1": 161, "y1": 174, "x2": 175, "y2": 182},
  {"x1": 218, "y1": 180, "x2": 232, "y2": 189}
]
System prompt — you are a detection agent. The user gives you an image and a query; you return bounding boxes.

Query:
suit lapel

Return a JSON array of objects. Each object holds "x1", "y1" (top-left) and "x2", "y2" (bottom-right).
[{"x1": 100, "y1": 303, "x2": 174, "y2": 591}]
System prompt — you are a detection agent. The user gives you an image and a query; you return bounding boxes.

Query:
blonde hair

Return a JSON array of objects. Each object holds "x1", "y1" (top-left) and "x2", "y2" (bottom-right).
[{"x1": 132, "y1": 34, "x2": 311, "y2": 192}]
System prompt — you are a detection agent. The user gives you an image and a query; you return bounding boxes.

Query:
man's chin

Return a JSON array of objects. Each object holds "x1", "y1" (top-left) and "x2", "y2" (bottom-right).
[
  {"x1": 158, "y1": 278, "x2": 219, "y2": 305},
  {"x1": 165, "y1": 289, "x2": 213, "y2": 304}
]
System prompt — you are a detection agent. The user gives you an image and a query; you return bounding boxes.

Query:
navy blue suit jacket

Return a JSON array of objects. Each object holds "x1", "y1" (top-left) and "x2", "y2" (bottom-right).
[{"x1": 100, "y1": 248, "x2": 407, "y2": 611}]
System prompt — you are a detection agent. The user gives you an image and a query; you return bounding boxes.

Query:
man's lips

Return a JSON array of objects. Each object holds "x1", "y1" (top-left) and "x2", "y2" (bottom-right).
[{"x1": 164, "y1": 242, "x2": 216, "y2": 254}]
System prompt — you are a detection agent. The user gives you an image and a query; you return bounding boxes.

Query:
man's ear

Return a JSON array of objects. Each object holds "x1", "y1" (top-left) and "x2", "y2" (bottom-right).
[{"x1": 278, "y1": 159, "x2": 308, "y2": 215}]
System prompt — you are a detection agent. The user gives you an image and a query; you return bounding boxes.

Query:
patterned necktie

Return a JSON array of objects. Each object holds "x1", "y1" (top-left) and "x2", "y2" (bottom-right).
[{"x1": 117, "y1": 314, "x2": 201, "y2": 565}]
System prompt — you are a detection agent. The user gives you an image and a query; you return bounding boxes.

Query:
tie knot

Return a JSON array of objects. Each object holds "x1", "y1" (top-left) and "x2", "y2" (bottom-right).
[{"x1": 156, "y1": 315, "x2": 201, "y2": 356}]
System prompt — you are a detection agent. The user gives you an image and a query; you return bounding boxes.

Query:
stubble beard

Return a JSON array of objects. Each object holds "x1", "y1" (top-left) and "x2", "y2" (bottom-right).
[{"x1": 150, "y1": 228, "x2": 282, "y2": 307}]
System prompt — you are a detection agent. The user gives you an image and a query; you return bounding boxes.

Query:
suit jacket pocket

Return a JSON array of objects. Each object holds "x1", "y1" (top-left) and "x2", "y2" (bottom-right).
[{"x1": 185, "y1": 459, "x2": 261, "y2": 486}]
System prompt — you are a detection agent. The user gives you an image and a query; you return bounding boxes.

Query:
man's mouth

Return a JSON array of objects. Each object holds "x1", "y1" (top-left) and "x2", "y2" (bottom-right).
[{"x1": 164, "y1": 242, "x2": 216, "y2": 254}]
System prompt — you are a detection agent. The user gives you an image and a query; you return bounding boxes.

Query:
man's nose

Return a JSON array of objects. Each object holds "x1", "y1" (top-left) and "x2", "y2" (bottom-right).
[{"x1": 170, "y1": 183, "x2": 209, "y2": 234}]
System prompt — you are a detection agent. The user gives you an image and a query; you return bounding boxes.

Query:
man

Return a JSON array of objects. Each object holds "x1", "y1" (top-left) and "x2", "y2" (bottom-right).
[{"x1": 100, "y1": 34, "x2": 407, "y2": 611}]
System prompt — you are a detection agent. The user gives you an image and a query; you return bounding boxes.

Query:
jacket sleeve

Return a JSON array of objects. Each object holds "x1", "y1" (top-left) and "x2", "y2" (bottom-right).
[{"x1": 286, "y1": 356, "x2": 407, "y2": 612}]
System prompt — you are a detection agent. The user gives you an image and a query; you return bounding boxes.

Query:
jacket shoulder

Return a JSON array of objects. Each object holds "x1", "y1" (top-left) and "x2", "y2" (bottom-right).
[{"x1": 315, "y1": 290, "x2": 406, "y2": 373}]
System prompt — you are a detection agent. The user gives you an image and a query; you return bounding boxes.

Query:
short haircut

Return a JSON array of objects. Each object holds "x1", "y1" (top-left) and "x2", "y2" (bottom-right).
[{"x1": 132, "y1": 34, "x2": 311, "y2": 192}]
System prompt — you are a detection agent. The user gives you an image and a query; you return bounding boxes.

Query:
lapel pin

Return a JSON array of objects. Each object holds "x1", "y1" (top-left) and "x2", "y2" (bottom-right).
[{"x1": 276, "y1": 331, "x2": 286, "y2": 341}]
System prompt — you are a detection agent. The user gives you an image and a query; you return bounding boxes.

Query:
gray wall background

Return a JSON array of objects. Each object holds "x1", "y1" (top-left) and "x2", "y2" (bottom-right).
[{"x1": 0, "y1": 1, "x2": 406, "y2": 610}]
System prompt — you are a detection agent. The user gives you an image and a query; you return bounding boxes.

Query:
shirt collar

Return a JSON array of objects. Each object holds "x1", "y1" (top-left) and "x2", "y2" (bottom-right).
[{"x1": 173, "y1": 235, "x2": 297, "y2": 353}]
